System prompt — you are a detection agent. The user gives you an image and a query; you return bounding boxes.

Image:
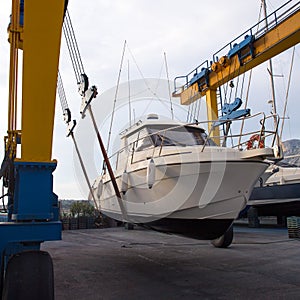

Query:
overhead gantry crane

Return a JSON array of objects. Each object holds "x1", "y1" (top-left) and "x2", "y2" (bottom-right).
[
  {"x1": 0, "y1": 0, "x2": 67, "y2": 299},
  {"x1": 173, "y1": 1, "x2": 300, "y2": 138}
]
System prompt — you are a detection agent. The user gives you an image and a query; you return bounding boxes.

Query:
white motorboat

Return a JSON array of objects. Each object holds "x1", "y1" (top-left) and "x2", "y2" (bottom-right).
[{"x1": 92, "y1": 112, "x2": 279, "y2": 244}]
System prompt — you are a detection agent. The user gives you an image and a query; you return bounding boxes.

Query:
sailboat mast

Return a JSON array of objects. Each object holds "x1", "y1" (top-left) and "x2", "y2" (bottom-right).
[{"x1": 262, "y1": 0, "x2": 278, "y2": 118}]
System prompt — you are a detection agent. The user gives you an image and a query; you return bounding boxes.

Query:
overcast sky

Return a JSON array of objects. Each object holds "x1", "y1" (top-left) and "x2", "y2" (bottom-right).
[{"x1": 0, "y1": 0, "x2": 299, "y2": 199}]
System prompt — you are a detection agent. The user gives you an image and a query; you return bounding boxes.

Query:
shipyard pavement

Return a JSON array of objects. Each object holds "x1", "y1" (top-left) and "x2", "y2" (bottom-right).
[{"x1": 43, "y1": 225, "x2": 300, "y2": 300}]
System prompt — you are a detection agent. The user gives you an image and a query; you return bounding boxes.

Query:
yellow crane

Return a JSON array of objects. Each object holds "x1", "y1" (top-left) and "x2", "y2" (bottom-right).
[
  {"x1": 1, "y1": 1, "x2": 66, "y2": 299},
  {"x1": 174, "y1": 1, "x2": 300, "y2": 137}
]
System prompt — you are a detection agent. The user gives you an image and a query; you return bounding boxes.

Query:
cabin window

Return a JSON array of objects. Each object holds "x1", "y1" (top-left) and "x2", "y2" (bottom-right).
[
  {"x1": 125, "y1": 124, "x2": 215, "y2": 153},
  {"x1": 127, "y1": 128, "x2": 154, "y2": 152},
  {"x1": 136, "y1": 136, "x2": 153, "y2": 151},
  {"x1": 201, "y1": 132, "x2": 217, "y2": 146},
  {"x1": 148, "y1": 125, "x2": 207, "y2": 147},
  {"x1": 126, "y1": 132, "x2": 139, "y2": 151}
]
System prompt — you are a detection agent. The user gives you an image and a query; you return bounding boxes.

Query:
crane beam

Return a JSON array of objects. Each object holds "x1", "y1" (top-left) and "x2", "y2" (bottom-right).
[
  {"x1": 21, "y1": 0, "x2": 65, "y2": 162},
  {"x1": 177, "y1": 3, "x2": 300, "y2": 106}
]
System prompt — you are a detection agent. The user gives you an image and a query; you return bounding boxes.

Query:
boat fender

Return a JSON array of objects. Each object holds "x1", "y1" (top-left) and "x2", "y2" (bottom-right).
[
  {"x1": 147, "y1": 159, "x2": 155, "y2": 189},
  {"x1": 121, "y1": 171, "x2": 128, "y2": 195},
  {"x1": 96, "y1": 179, "x2": 103, "y2": 200},
  {"x1": 273, "y1": 144, "x2": 282, "y2": 159}
]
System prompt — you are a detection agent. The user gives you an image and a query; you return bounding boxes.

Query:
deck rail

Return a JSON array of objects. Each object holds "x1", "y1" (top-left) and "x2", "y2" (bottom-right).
[{"x1": 107, "y1": 113, "x2": 280, "y2": 171}]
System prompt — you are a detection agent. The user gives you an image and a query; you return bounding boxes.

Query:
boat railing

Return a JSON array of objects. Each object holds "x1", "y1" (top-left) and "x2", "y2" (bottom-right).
[
  {"x1": 110, "y1": 112, "x2": 280, "y2": 170},
  {"x1": 204, "y1": 112, "x2": 280, "y2": 152}
]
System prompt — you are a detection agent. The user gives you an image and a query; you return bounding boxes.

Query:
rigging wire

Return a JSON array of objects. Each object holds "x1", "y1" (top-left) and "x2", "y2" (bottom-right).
[
  {"x1": 127, "y1": 60, "x2": 132, "y2": 126},
  {"x1": 222, "y1": 63, "x2": 232, "y2": 104},
  {"x1": 189, "y1": 103, "x2": 194, "y2": 123},
  {"x1": 239, "y1": 73, "x2": 246, "y2": 99},
  {"x1": 126, "y1": 45, "x2": 148, "y2": 85},
  {"x1": 223, "y1": 2, "x2": 264, "y2": 147},
  {"x1": 155, "y1": 57, "x2": 165, "y2": 90},
  {"x1": 107, "y1": 40, "x2": 127, "y2": 153},
  {"x1": 196, "y1": 98, "x2": 201, "y2": 121},
  {"x1": 238, "y1": 2, "x2": 263, "y2": 146},
  {"x1": 262, "y1": 0, "x2": 278, "y2": 128},
  {"x1": 192, "y1": 98, "x2": 198, "y2": 122},
  {"x1": 280, "y1": 46, "x2": 295, "y2": 139},
  {"x1": 186, "y1": 90, "x2": 194, "y2": 123},
  {"x1": 126, "y1": 44, "x2": 172, "y2": 116},
  {"x1": 164, "y1": 52, "x2": 174, "y2": 120},
  {"x1": 233, "y1": 70, "x2": 240, "y2": 101}
]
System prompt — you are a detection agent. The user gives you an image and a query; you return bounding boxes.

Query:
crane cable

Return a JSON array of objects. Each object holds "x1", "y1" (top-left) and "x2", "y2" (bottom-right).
[
  {"x1": 62, "y1": 10, "x2": 101, "y2": 209},
  {"x1": 56, "y1": 72, "x2": 99, "y2": 211},
  {"x1": 63, "y1": 10, "x2": 85, "y2": 84},
  {"x1": 62, "y1": 11, "x2": 129, "y2": 220},
  {"x1": 57, "y1": 71, "x2": 71, "y2": 123}
]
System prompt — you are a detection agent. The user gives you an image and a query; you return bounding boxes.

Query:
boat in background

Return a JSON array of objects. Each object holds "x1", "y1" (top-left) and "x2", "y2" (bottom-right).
[{"x1": 248, "y1": 162, "x2": 300, "y2": 218}]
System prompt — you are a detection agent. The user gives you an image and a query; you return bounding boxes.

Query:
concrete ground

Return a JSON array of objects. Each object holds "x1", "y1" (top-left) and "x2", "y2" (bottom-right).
[{"x1": 43, "y1": 225, "x2": 300, "y2": 300}]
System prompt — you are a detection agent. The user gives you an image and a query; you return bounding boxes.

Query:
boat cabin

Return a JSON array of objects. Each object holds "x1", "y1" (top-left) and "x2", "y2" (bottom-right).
[{"x1": 119, "y1": 115, "x2": 215, "y2": 153}]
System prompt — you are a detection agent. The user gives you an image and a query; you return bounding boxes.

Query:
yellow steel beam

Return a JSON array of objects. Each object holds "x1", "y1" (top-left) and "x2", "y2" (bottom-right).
[
  {"x1": 180, "y1": 7, "x2": 300, "y2": 105},
  {"x1": 7, "y1": 0, "x2": 21, "y2": 133},
  {"x1": 20, "y1": 0, "x2": 65, "y2": 162},
  {"x1": 205, "y1": 89, "x2": 220, "y2": 144}
]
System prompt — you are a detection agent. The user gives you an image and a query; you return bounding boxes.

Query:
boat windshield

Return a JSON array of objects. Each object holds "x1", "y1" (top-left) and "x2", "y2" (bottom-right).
[{"x1": 133, "y1": 125, "x2": 215, "y2": 151}]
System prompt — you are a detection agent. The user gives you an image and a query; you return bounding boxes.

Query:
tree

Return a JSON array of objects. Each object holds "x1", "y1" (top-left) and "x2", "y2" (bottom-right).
[{"x1": 70, "y1": 201, "x2": 95, "y2": 217}]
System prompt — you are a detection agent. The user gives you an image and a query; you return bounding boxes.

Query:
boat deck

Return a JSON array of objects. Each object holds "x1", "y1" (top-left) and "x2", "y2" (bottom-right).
[{"x1": 43, "y1": 225, "x2": 300, "y2": 299}]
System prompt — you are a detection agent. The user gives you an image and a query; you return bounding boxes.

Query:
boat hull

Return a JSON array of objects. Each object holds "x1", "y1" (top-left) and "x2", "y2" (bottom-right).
[
  {"x1": 248, "y1": 182, "x2": 300, "y2": 216},
  {"x1": 145, "y1": 218, "x2": 234, "y2": 240},
  {"x1": 96, "y1": 160, "x2": 269, "y2": 238}
]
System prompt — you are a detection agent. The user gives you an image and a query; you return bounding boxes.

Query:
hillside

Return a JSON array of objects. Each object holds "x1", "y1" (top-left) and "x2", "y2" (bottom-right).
[{"x1": 280, "y1": 139, "x2": 300, "y2": 167}]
